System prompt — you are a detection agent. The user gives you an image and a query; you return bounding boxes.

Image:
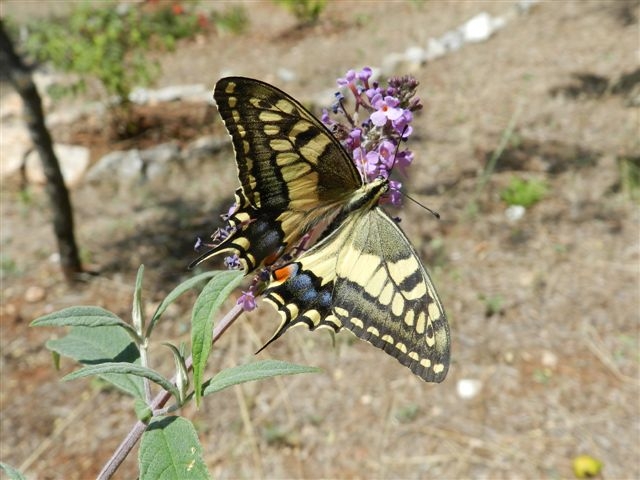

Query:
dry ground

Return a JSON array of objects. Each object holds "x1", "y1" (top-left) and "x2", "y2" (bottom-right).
[{"x1": 1, "y1": 1, "x2": 639, "y2": 479}]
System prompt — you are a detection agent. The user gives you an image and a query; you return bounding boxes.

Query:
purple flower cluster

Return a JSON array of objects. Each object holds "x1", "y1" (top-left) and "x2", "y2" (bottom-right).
[{"x1": 327, "y1": 67, "x2": 423, "y2": 206}]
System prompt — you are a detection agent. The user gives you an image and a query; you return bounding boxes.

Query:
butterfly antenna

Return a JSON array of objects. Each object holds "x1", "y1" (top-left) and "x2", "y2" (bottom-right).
[
  {"x1": 402, "y1": 192, "x2": 441, "y2": 219},
  {"x1": 389, "y1": 126, "x2": 440, "y2": 219}
]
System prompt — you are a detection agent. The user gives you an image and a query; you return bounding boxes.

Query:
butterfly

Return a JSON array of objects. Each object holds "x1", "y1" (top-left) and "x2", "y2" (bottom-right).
[{"x1": 191, "y1": 77, "x2": 450, "y2": 382}]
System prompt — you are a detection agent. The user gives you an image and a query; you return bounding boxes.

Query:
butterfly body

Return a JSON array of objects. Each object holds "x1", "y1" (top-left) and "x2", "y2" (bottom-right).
[{"x1": 194, "y1": 77, "x2": 450, "y2": 383}]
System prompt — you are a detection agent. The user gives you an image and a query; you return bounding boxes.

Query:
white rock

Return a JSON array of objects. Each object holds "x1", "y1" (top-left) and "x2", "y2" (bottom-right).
[
  {"x1": 457, "y1": 378, "x2": 483, "y2": 399},
  {"x1": 129, "y1": 84, "x2": 209, "y2": 105},
  {"x1": 1, "y1": 92, "x2": 23, "y2": 120},
  {"x1": 277, "y1": 68, "x2": 297, "y2": 83},
  {"x1": 142, "y1": 142, "x2": 181, "y2": 179},
  {"x1": 25, "y1": 285, "x2": 46, "y2": 303},
  {"x1": 425, "y1": 38, "x2": 447, "y2": 61},
  {"x1": 438, "y1": 30, "x2": 464, "y2": 52},
  {"x1": 505, "y1": 204, "x2": 526, "y2": 222},
  {"x1": 25, "y1": 144, "x2": 90, "y2": 187},
  {"x1": 184, "y1": 135, "x2": 228, "y2": 162},
  {"x1": 405, "y1": 46, "x2": 426, "y2": 65},
  {"x1": 461, "y1": 12, "x2": 493, "y2": 43},
  {"x1": 0, "y1": 121, "x2": 31, "y2": 179},
  {"x1": 87, "y1": 149, "x2": 144, "y2": 183},
  {"x1": 541, "y1": 350, "x2": 558, "y2": 368}
]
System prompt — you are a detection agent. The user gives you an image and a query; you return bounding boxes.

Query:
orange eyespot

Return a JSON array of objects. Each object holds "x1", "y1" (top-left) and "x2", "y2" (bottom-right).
[{"x1": 273, "y1": 264, "x2": 297, "y2": 282}]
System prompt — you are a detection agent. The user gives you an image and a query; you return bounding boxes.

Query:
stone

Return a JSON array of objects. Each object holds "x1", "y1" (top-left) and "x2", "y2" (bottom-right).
[
  {"x1": 456, "y1": 378, "x2": 483, "y2": 399},
  {"x1": 87, "y1": 149, "x2": 144, "y2": 184},
  {"x1": 25, "y1": 285, "x2": 46, "y2": 303},
  {"x1": 0, "y1": 121, "x2": 31, "y2": 179},
  {"x1": 25, "y1": 144, "x2": 90, "y2": 187},
  {"x1": 142, "y1": 142, "x2": 181, "y2": 179}
]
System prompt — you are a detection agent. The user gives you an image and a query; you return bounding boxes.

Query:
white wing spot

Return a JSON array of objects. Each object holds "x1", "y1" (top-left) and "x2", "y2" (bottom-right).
[
  {"x1": 264, "y1": 123, "x2": 280, "y2": 136},
  {"x1": 286, "y1": 303, "x2": 299, "y2": 320},
  {"x1": 428, "y1": 301, "x2": 441, "y2": 321},
  {"x1": 259, "y1": 111, "x2": 284, "y2": 122},
  {"x1": 325, "y1": 315, "x2": 342, "y2": 329},
  {"x1": 350, "y1": 317, "x2": 364, "y2": 329},
  {"x1": 379, "y1": 283, "x2": 394, "y2": 306},
  {"x1": 387, "y1": 255, "x2": 420, "y2": 284},
  {"x1": 367, "y1": 267, "x2": 387, "y2": 297},
  {"x1": 270, "y1": 139, "x2": 292, "y2": 152},
  {"x1": 404, "y1": 309, "x2": 414, "y2": 327},
  {"x1": 275, "y1": 99, "x2": 296, "y2": 114},
  {"x1": 382, "y1": 334, "x2": 394, "y2": 344},
  {"x1": 403, "y1": 280, "x2": 427, "y2": 300},
  {"x1": 415, "y1": 312, "x2": 426, "y2": 335},
  {"x1": 391, "y1": 293, "x2": 404, "y2": 316},
  {"x1": 334, "y1": 306, "x2": 349, "y2": 317},
  {"x1": 305, "y1": 309, "x2": 321, "y2": 326}
]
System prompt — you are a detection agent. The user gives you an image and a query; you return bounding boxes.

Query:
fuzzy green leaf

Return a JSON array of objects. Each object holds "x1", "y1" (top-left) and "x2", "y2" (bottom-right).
[
  {"x1": 148, "y1": 271, "x2": 220, "y2": 336},
  {"x1": 203, "y1": 360, "x2": 320, "y2": 396},
  {"x1": 139, "y1": 416, "x2": 210, "y2": 480},
  {"x1": 0, "y1": 462, "x2": 27, "y2": 480},
  {"x1": 31, "y1": 306, "x2": 135, "y2": 335},
  {"x1": 191, "y1": 270, "x2": 244, "y2": 406},
  {"x1": 47, "y1": 325, "x2": 143, "y2": 398},
  {"x1": 132, "y1": 264, "x2": 145, "y2": 334},
  {"x1": 63, "y1": 362, "x2": 179, "y2": 401}
]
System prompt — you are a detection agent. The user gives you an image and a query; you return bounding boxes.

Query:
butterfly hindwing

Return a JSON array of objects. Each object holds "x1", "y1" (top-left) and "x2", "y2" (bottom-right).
[{"x1": 265, "y1": 207, "x2": 450, "y2": 383}]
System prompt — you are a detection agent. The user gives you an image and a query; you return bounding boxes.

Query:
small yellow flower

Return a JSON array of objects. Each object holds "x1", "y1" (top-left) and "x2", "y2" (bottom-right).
[{"x1": 573, "y1": 454, "x2": 603, "y2": 478}]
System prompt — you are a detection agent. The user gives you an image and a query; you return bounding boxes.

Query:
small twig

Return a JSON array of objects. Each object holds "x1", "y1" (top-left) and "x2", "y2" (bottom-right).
[
  {"x1": 96, "y1": 303, "x2": 245, "y2": 480},
  {"x1": 582, "y1": 324, "x2": 639, "y2": 385},
  {"x1": 466, "y1": 104, "x2": 522, "y2": 216}
]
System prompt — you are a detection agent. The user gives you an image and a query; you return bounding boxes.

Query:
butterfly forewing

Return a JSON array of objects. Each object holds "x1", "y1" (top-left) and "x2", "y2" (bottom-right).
[
  {"x1": 195, "y1": 77, "x2": 364, "y2": 271},
  {"x1": 215, "y1": 78, "x2": 362, "y2": 225}
]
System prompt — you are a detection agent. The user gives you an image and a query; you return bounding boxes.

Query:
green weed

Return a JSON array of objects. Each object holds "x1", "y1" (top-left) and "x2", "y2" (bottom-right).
[
  {"x1": 500, "y1": 177, "x2": 548, "y2": 207},
  {"x1": 274, "y1": 0, "x2": 326, "y2": 25}
]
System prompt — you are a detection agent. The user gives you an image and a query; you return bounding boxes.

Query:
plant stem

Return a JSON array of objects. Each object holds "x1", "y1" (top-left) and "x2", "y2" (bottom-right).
[{"x1": 96, "y1": 303, "x2": 245, "y2": 480}]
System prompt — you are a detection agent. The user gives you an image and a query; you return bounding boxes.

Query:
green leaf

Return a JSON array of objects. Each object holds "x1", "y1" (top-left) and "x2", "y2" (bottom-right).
[
  {"x1": 47, "y1": 325, "x2": 144, "y2": 399},
  {"x1": 139, "y1": 416, "x2": 210, "y2": 480},
  {"x1": 203, "y1": 360, "x2": 320, "y2": 396},
  {"x1": 63, "y1": 362, "x2": 179, "y2": 402},
  {"x1": 0, "y1": 462, "x2": 27, "y2": 480},
  {"x1": 191, "y1": 270, "x2": 244, "y2": 406},
  {"x1": 132, "y1": 264, "x2": 145, "y2": 334},
  {"x1": 31, "y1": 306, "x2": 134, "y2": 334},
  {"x1": 148, "y1": 271, "x2": 221, "y2": 336},
  {"x1": 163, "y1": 342, "x2": 189, "y2": 404}
]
